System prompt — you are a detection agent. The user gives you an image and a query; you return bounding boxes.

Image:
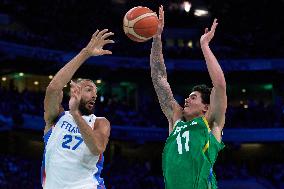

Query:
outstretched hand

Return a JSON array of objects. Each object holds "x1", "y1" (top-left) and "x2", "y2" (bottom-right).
[
  {"x1": 154, "y1": 5, "x2": 164, "y2": 37},
  {"x1": 84, "y1": 29, "x2": 115, "y2": 56},
  {"x1": 69, "y1": 81, "x2": 82, "y2": 113},
  {"x1": 200, "y1": 19, "x2": 218, "y2": 46}
]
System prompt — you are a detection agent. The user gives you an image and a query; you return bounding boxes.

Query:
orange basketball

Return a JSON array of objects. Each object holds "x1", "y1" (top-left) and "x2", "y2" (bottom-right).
[{"x1": 123, "y1": 6, "x2": 159, "y2": 42}]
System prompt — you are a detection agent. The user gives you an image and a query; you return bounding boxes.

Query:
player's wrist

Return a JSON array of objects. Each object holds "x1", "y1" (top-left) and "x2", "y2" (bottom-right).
[
  {"x1": 80, "y1": 48, "x2": 92, "y2": 58},
  {"x1": 153, "y1": 35, "x2": 162, "y2": 40},
  {"x1": 200, "y1": 42, "x2": 210, "y2": 49}
]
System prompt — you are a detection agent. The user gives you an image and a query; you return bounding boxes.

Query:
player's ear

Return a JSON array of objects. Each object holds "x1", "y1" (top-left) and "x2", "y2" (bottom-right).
[{"x1": 202, "y1": 104, "x2": 209, "y2": 113}]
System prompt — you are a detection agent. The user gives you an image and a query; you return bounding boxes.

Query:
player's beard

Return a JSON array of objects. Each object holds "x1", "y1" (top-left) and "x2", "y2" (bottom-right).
[{"x1": 78, "y1": 99, "x2": 94, "y2": 116}]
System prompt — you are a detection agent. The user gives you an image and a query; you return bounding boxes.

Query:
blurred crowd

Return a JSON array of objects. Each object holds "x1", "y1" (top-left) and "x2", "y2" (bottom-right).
[
  {"x1": 0, "y1": 88, "x2": 284, "y2": 129},
  {"x1": 0, "y1": 153, "x2": 283, "y2": 189},
  {"x1": 0, "y1": 155, "x2": 41, "y2": 188},
  {"x1": 1, "y1": 0, "x2": 284, "y2": 59}
]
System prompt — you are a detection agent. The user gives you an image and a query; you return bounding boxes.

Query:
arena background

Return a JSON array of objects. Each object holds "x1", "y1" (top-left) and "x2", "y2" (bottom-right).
[{"x1": 1, "y1": 0, "x2": 284, "y2": 188}]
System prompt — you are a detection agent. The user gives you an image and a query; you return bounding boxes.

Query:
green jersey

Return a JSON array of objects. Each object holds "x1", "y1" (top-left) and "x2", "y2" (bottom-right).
[{"x1": 162, "y1": 117, "x2": 225, "y2": 189}]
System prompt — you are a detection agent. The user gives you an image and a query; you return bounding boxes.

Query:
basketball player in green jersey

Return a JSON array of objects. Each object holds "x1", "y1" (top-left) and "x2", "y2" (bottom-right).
[{"x1": 150, "y1": 6, "x2": 227, "y2": 189}]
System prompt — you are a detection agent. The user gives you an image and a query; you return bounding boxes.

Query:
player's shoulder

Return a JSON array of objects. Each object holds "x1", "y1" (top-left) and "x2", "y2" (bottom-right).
[
  {"x1": 94, "y1": 117, "x2": 110, "y2": 128},
  {"x1": 96, "y1": 116, "x2": 109, "y2": 122},
  {"x1": 44, "y1": 107, "x2": 65, "y2": 134},
  {"x1": 171, "y1": 101, "x2": 183, "y2": 124}
]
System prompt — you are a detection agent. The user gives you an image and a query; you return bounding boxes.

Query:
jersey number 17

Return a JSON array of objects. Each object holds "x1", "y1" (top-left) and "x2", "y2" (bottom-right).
[{"x1": 176, "y1": 131, "x2": 190, "y2": 154}]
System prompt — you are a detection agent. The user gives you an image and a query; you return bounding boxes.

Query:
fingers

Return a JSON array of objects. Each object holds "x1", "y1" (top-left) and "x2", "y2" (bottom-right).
[
  {"x1": 205, "y1": 28, "x2": 209, "y2": 34},
  {"x1": 156, "y1": 4, "x2": 164, "y2": 36},
  {"x1": 70, "y1": 80, "x2": 78, "y2": 89},
  {"x1": 210, "y1": 18, "x2": 218, "y2": 31},
  {"x1": 92, "y1": 29, "x2": 114, "y2": 42},
  {"x1": 92, "y1": 30, "x2": 99, "y2": 39},
  {"x1": 159, "y1": 5, "x2": 163, "y2": 18},
  {"x1": 88, "y1": 29, "x2": 114, "y2": 56},
  {"x1": 97, "y1": 29, "x2": 109, "y2": 38},
  {"x1": 102, "y1": 50, "x2": 112, "y2": 55},
  {"x1": 161, "y1": 5, "x2": 164, "y2": 20},
  {"x1": 159, "y1": 5, "x2": 164, "y2": 23},
  {"x1": 102, "y1": 39, "x2": 115, "y2": 45},
  {"x1": 101, "y1": 32, "x2": 114, "y2": 40},
  {"x1": 70, "y1": 81, "x2": 82, "y2": 97},
  {"x1": 203, "y1": 18, "x2": 217, "y2": 36},
  {"x1": 92, "y1": 29, "x2": 108, "y2": 39},
  {"x1": 214, "y1": 18, "x2": 218, "y2": 24}
]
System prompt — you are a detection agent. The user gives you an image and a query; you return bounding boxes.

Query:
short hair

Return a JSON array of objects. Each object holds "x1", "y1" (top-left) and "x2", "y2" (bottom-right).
[
  {"x1": 74, "y1": 78, "x2": 94, "y2": 84},
  {"x1": 191, "y1": 84, "x2": 212, "y2": 104},
  {"x1": 72, "y1": 78, "x2": 97, "y2": 92}
]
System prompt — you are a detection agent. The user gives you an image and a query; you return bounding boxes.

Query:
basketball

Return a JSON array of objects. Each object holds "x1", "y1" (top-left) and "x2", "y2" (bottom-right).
[{"x1": 123, "y1": 6, "x2": 159, "y2": 42}]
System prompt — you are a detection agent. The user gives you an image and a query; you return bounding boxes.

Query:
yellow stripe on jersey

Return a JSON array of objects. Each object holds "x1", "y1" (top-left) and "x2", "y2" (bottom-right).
[
  {"x1": 202, "y1": 117, "x2": 211, "y2": 133},
  {"x1": 203, "y1": 140, "x2": 209, "y2": 153}
]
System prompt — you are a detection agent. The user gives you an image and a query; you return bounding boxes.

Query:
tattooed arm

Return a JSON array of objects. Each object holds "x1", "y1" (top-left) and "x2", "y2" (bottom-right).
[{"x1": 150, "y1": 6, "x2": 182, "y2": 133}]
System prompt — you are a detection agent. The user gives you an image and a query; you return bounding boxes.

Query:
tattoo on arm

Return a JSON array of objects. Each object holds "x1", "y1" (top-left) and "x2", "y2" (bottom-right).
[
  {"x1": 150, "y1": 37, "x2": 175, "y2": 119},
  {"x1": 150, "y1": 37, "x2": 167, "y2": 78}
]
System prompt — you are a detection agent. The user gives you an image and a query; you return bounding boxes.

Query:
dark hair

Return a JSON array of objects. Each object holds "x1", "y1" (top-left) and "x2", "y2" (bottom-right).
[
  {"x1": 74, "y1": 78, "x2": 94, "y2": 84},
  {"x1": 72, "y1": 79, "x2": 97, "y2": 92},
  {"x1": 191, "y1": 84, "x2": 212, "y2": 104}
]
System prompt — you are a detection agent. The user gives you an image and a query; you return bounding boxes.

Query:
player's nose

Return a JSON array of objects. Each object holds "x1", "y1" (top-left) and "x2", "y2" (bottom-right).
[{"x1": 92, "y1": 94, "x2": 97, "y2": 100}]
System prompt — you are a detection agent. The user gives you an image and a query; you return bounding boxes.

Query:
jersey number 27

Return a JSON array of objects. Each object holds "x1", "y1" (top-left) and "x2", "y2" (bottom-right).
[{"x1": 62, "y1": 134, "x2": 83, "y2": 150}]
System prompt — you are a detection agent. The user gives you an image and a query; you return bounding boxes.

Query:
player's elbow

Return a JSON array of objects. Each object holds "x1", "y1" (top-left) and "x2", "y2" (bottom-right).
[
  {"x1": 91, "y1": 146, "x2": 105, "y2": 156},
  {"x1": 46, "y1": 83, "x2": 59, "y2": 93},
  {"x1": 98, "y1": 146, "x2": 106, "y2": 155}
]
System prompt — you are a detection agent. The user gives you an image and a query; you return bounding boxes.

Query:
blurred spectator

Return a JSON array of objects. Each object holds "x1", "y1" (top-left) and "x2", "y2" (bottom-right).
[
  {"x1": 0, "y1": 153, "x2": 283, "y2": 188},
  {"x1": 0, "y1": 88, "x2": 283, "y2": 128}
]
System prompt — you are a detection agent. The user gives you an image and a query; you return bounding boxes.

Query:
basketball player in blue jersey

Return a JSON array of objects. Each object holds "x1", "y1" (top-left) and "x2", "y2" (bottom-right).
[{"x1": 42, "y1": 29, "x2": 114, "y2": 189}]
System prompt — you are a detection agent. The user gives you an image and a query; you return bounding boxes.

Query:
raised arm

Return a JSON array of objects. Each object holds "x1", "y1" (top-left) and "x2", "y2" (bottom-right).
[
  {"x1": 201, "y1": 19, "x2": 227, "y2": 142},
  {"x1": 44, "y1": 29, "x2": 114, "y2": 131},
  {"x1": 69, "y1": 81, "x2": 110, "y2": 155},
  {"x1": 150, "y1": 6, "x2": 182, "y2": 133}
]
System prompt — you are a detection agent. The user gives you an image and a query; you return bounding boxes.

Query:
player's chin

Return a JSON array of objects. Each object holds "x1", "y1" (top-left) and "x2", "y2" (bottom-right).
[
  {"x1": 183, "y1": 108, "x2": 191, "y2": 116},
  {"x1": 86, "y1": 105, "x2": 94, "y2": 112},
  {"x1": 81, "y1": 105, "x2": 93, "y2": 115},
  {"x1": 183, "y1": 107, "x2": 190, "y2": 112}
]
